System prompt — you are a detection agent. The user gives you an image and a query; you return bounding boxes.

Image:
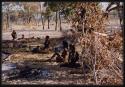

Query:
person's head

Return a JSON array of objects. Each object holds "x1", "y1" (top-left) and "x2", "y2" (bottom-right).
[
  {"x1": 46, "y1": 36, "x2": 49, "y2": 40},
  {"x1": 13, "y1": 30, "x2": 15, "y2": 32},
  {"x1": 22, "y1": 34, "x2": 24, "y2": 38}
]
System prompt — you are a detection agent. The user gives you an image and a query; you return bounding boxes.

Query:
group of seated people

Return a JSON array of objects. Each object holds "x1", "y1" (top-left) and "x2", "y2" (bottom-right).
[
  {"x1": 11, "y1": 30, "x2": 80, "y2": 68},
  {"x1": 31, "y1": 35, "x2": 80, "y2": 68},
  {"x1": 11, "y1": 30, "x2": 39, "y2": 41},
  {"x1": 44, "y1": 38, "x2": 80, "y2": 68},
  {"x1": 11, "y1": 30, "x2": 50, "y2": 50}
]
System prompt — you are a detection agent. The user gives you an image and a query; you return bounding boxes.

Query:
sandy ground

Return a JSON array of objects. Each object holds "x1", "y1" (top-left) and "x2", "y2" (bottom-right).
[
  {"x1": 2, "y1": 18, "x2": 121, "y2": 40},
  {"x1": 2, "y1": 21, "x2": 72, "y2": 40},
  {"x1": 2, "y1": 30, "x2": 64, "y2": 40}
]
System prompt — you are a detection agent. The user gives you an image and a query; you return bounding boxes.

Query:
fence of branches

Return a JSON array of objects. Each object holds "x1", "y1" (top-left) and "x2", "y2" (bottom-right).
[{"x1": 68, "y1": 2, "x2": 123, "y2": 85}]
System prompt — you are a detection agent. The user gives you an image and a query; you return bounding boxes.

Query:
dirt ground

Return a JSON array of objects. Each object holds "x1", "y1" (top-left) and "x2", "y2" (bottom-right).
[
  {"x1": 2, "y1": 18, "x2": 123, "y2": 85},
  {"x1": 2, "y1": 52, "x2": 89, "y2": 85},
  {"x1": 2, "y1": 37, "x2": 90, "y2": 85}
]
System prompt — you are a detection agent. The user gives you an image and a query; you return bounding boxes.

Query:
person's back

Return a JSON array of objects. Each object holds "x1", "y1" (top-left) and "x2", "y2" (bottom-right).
[
  {"x1": 70, "y1": 51, "x2": 79, "y2": 64},
  {"x1": 60, "y1": 48, "x2": 80, "y2": 68},
  {"x1": 69, "y1": 51, "x2": 79, "y2": 63},
  {"x1": 68, "y1": 44, "x2": 79, "y2": 64},
  {"x1": 44, "y1": 39, "x2": 50, "y2": 47},
  {"x1": 62, "y1": 40, "x2": 68, "y2": 49}
]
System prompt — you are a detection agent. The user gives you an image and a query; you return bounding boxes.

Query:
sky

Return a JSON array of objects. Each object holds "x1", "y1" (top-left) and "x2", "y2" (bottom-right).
[
  {"x1": 100, "y1": 2, "x2": 123, "y2": 11},
  {"x1": 100, "y1": 2, "x2": 109, "y2": 11}
]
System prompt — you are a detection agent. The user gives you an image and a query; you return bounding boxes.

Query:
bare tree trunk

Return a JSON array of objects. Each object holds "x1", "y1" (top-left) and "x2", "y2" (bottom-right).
[
  {"x1": 26, "y1": 16, "x2": 28, "y2": 24},
  {"x1": 6, "y1": 13, "x2": 9, "y2": 31},
  {"x1": 41, "y1": 15, "x2": 44, "y2": 30},
  {"x1": 40, "y1": 3, "x2": 44, "y2": 30},
  {"x1": 48, "y1": 16, "x2": 50, "y2": 29},
  {"x1": 55, "y1": 11, "x2": 58, "y2": 31},
  {"x1": 34, "y1": 14, "x2": 37, "y2": 26},
  {"x1": 15, "y1": 13, "x2": 18, "y2": 25},
  {"x1": 93, "y1": 35, "x2": 97, "y2": 84},
  {"x1": 28, "y1": 7, "x2": 31, "y2": 24},
  {"x1": 59, "y1": 12, "x2": 62, "y2": 31},
  {"x1": 37, "y1": 13, "x2": 40, "y2": 26}
]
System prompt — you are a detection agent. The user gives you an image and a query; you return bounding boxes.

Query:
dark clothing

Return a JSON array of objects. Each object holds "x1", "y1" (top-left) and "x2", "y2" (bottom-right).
[
  {"x1": 32, "y1": 47, "x2": 41, "y2": 53},
  {"x1": 60, "y1": 51, "x2": 80, "y2": 68},
  {"x1": 68, "y1": 51, "x2": 79, "y2": 64},
  {"x1": 49, "y1": 52, "x2": 64, "y2": 63},
  {"x1": 56, "y1": 55, "x2": 64, "y2": 63},
  {"x1": 11, "y1": 31, "x2": 17, "y2": 40},
  {"x1": 43, "y1": 39, "x2": 50, "y2": 50},
  {"x1": 54, "y1": 47, "x2": 61, "y2": 53},
  {"x1": 62, "y1": 40, "x2": 68, "y2": 49},
  {"x1": 19, "y1": 66, "x2": 32, "y2": 78},
  {"x1": 21, "y1": 35, "x2": 24, "y2": 39},
  {"x1": 80, "y1": 8, "x2": 86, "y2": 19},
  {"x1": 50, "y1": 49, "x2": 68, "y2": 63},
  {"x1": 60, "y1": 63, "x2": 81, "y2": 68}
]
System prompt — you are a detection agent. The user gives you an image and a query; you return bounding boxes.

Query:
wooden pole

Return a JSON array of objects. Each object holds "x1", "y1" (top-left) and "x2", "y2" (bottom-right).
[{"x1": 93, "y1": 34, "x2": 97, "y2": 84}]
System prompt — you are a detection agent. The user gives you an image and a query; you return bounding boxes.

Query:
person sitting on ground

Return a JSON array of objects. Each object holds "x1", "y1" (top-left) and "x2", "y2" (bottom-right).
[
  {"x1": 21, "y1": 34, "x2": 25, "y2": 39},
  {"x1": 43, "y1": 36, "x2": 50, "y2": 50},
  {"x1": 11, "y1": 30, "x2": 17, "y2": 40},
  {"x1": 18, "y1": 34, "x2": 26, "y2": 47},
  {"x1": 18, "y1": 34, "x2": 25, "y2": 40},
  {"x1": 46, "y1": 48, "x2": 68, "y2": 63},
  {"x1": 60, "y1": 44, "x2": 80, "y2": 68},
  {"x1": 32, "y1": 46, "x2": 41, "y2": 53}
]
